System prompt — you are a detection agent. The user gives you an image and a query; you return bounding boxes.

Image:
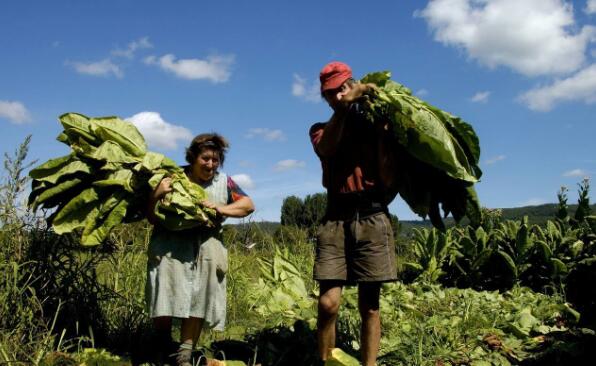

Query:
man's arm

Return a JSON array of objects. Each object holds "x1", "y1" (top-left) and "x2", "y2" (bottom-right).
[
  {"x1": 310, "y1": 111, "x2": 348, "y2": 157},
  {"x1": 311, "y1": 82, "x2": 378, "y2": 157}
]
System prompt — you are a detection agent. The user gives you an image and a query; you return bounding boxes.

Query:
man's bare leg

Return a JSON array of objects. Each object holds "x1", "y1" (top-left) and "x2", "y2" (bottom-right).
[
  {"x1": 317, "y1": 281, "x2": 343, "y2": 361},
  {"x1": 359, "y1": 282, "x2": 381, "y2": 366}
]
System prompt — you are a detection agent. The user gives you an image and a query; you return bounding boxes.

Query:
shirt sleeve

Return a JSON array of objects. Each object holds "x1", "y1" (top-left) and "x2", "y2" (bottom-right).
[
  {"x1": 227, "y1": 176, "x2": 248, "y2": 204},
  {"x1": 309, "y1": 122, "x2": 326, "y2": 156}
]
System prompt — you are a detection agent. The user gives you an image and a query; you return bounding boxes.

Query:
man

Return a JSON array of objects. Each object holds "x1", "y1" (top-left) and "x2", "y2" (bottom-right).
[{"x1": 309, "y1": 61, "x2": 399, "y2": 366}]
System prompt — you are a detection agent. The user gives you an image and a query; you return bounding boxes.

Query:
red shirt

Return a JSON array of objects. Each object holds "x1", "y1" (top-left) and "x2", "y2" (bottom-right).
[{"x1": 310, "y1": 108, "x2": 397, "y2": 197}]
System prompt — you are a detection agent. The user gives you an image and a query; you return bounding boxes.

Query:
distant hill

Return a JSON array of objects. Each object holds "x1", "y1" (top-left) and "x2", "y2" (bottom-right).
[
  {"x1": 499, "y1": 203, "x2": 596, "y2": 223},
  {"x1": 225, "y1": 220, "x2": 280, "y2": 234},
  {"x1": 228, "y1": 203, "x2": 595, "y2": 236},
  {"x1": 397, "y1": 203, "x2": 596, "y2": 234}
]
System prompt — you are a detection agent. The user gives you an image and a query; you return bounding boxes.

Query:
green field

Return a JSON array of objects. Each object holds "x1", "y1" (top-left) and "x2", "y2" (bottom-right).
[{"x1": 2, "y1": 140, "x2": 596, "y2": 366}]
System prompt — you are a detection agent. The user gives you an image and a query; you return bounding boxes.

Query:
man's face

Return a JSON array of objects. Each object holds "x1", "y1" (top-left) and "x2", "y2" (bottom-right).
[{"x1": 322, "y1": 80, "x2": 352, "y2": 111}]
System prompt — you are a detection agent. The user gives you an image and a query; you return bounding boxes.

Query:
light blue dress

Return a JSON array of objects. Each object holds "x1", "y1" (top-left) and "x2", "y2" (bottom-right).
[{"x1": 145, "y1": 172, "x2": 229, "y2": 331}]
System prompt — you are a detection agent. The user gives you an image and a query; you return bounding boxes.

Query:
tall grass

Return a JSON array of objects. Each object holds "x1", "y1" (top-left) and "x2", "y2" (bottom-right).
[
  {"x1": 0, "y1": 134, "x2": 319, "y2": 364},
  {"x1": 0, "y1": 137, "x2": 152, "y2": 363}
]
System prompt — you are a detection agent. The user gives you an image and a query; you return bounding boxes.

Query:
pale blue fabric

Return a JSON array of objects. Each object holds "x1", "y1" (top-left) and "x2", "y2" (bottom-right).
[{"x1": 145, "y1": 172, "x2": 229, "y2": 331}]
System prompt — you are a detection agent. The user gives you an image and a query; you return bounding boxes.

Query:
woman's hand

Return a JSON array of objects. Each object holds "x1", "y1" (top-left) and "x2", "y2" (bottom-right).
[
  {"x1": 201, "y1": 199, "x2": 220, "y2": 213},
  {"x1": 152, "y1": 177, "x2": 173, "y2": 200},
  {"x1": 146, "y1": 177, "x2": 173, "y2": 224}
]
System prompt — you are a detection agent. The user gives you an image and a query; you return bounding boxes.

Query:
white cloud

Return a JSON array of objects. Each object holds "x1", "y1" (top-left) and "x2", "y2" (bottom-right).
[
  {"x1": 587, "y1": 0, "x2": 596, "y2": 14},
  {"x1": 0, "y1": 100, "x2": 31, "y2": 124},
  {"x1": 126, "y1": 111, "x2": 192, "y2": 150},
  {"x1": 563, "y1": 168, "x2": 589, "y2": 177},
  {"x1": 245, "y1": 128, "x2": 286, "y2": 142},
  {"x1": 485, "y1": 154, "x2": 506, "y2": 165},
  {"x1": 111, "y1": 37, "x2": 153, "y2": 59},
  {"x1": 292, "y1": 74, "x2": 321, "y2": 103},
  {"x1": 417, "y1": 0, "x2": 596, "y2": 77},
  {"x1": 145, "y1": 53, "x2": 234, "y2": 83},
  {"x1": 273, "y1": 159, "x2": 306, "y2": 172},
  {"x1": 519, "y1": 64, "x2": 596, "y2": 111},
  {"x1": 67, "y1": 59, "x2": 123, "y2": 78},
  {"x1": 416, "y1": 89, "x2": 429, "y2": 97},
  {"x1": 521, "y1": 198, "x2": 547, "y2": 206},
  {"x1": 231, "y1": 174, "x2": 255, "y2": 189},
  {"x1": 470, "y1": 91, "x2": 491, "y2": 103}
]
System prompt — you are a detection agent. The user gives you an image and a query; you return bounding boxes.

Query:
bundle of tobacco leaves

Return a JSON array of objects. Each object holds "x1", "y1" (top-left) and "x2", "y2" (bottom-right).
[
  {"x1": 360, "y1": 71, "x2": 482, "y2": 229},
  {"x1": 28, "y1": 112, "x2": 216, "y2": 245}
]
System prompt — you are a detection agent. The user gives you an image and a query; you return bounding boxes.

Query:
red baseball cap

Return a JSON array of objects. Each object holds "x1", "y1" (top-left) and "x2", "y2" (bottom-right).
[{"x1": 319, "y1": 61, "x2": 352, "y2": 92}]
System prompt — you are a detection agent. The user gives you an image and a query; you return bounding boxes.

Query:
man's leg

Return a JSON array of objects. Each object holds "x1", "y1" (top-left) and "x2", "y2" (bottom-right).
[
  {"x1": 358, "y1": 282, "x2": 381, "y2": 366},
  {"x1": 317, "y1": 281, "x2": 343, "y2": 361}
]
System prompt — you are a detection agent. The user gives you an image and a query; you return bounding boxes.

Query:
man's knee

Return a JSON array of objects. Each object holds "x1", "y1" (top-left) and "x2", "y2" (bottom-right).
[
  {"x1": 358, "y1": 284, "x2": 381, "y2": 318},
  {"x1": 319, "y1": 293, "x2": 341, "y2": 316},
  {"x1": 359, "y1": 305, "x2": 380, "y2": 320}
]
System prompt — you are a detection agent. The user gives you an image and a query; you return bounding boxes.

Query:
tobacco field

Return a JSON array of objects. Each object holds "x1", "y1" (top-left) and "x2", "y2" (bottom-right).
[{"x1": 1, "y1": 138, "x2": 596, "y2": 366}]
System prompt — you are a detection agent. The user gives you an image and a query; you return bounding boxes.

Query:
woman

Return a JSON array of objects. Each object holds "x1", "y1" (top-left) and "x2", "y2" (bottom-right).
[{"x1": 145, "y1": 133, "x2": 255, "y2": 366}]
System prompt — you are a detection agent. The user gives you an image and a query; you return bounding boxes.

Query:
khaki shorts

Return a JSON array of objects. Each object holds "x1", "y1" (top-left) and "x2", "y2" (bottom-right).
[{"x1": 314, "y1": 212, "x2": 397, "y2": 283}]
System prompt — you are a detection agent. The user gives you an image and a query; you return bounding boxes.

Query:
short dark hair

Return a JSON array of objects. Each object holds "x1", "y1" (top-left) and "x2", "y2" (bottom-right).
[{"x1": 185, "y1": 133, "x2": 230, "y2": 166}]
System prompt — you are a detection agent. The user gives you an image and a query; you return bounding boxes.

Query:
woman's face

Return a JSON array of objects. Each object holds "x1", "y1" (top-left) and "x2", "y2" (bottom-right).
[{"x1": 192, "y1": 148, "x2": 220, "y2": 182}]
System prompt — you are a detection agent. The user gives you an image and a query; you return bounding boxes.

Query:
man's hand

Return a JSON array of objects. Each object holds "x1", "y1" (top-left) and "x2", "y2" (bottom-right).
[{"x1": 338, "y1": 83, "x2": 377, "y2": 104}]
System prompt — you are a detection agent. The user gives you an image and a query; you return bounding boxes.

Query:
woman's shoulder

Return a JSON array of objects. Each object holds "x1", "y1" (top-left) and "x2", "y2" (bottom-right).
[{"x1": 215, "y1": 171, "x2": 228, "y2": 181}]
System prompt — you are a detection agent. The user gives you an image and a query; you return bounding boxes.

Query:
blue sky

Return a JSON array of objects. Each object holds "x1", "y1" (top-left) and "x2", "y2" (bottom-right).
[{"x1": 1, "y1": 0, "x2": 595, "y2": 222}]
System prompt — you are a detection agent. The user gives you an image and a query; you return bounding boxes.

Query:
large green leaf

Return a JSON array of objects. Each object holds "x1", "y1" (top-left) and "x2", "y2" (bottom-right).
[
  {"x1": 90, "y1": 140, "x2": 140, "y2": 165},
  {"x1": 56, "y1": 132, "x2": 70, "y2": 145},
  {"x1": 148, "y1": 172, "x2": 167, "y2": 189},
  {"x1": 92, "y1": 169, "x2": 134, "y2": 192},
  {"x1": 52, "y1": 187, "x2": 100, "y2": 234},
  {"x1": 90, "y1": 116, "x2": 147, "y2": 157},
  {"x1": 81, "y1": 193, "x2": 129, "y2": 246},
  {"x1": 29, "y1": 154, "x2": 71, "y2": 178},
  {"x1": 29, "y1": 154, "x2": 89, "y2": 183},
  {"x1": 325, "y1": 348, "x2": 359, "y2": 366},
  {"x1": 509, "y1": 307, "x2": 540, "y2": 337},
  {"x1": 136, "y1": 153, "x2": 178, "y2": 174},
  {"x1": 28, "y1": 179, "x2": 50, "y2": 207},
  {"x1": 535, "y1": 240, "x2": 553, "y2": 261},
  {"x1": 31, "y1": 177, "x2": 84, "y2": 210},
  {"x1": 442, "y1": 113, "x2": 482, "y2": 178},
  {"x1": 497, "y1": 250, "x2": 518, "y2": 278},
  {"x1": 29, "y1": 155, "x2": 91, "y2": 184},
  {"x1": 515, "y1": 223, "x2": 533, "y2": 258},
  {"x1": 59, "y1": 112, "x2": 100, "y2": 146},
  {"x1": 550, "y1": 258, "x2": 568, "y2": 276}
]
